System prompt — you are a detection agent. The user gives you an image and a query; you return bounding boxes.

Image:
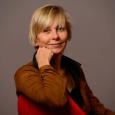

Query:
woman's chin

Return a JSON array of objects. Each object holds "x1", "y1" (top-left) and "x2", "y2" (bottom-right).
[
  {"x1": 48, "y1": 42, "x2": 67, "y2": 54},
  {"x1": 51, "y1": 49, "x2": 64, "y2": 54}
]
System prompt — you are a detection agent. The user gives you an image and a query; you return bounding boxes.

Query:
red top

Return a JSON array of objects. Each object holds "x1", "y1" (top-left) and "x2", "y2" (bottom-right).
[{"x1": 18, "y1": 95, "x2": 85, "y2": 115}]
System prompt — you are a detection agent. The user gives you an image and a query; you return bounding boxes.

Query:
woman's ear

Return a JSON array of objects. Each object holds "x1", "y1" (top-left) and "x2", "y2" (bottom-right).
[{"x1": 34, "y1": 37, "x2": 39, "y2": 46}]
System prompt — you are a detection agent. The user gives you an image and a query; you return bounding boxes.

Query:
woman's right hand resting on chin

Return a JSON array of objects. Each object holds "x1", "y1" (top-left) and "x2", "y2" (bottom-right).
[{"x1": 36, "y1": 47, "x2": 53, "y2": 68}]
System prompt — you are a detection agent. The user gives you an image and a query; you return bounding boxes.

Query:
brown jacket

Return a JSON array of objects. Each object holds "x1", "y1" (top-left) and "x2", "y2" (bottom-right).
[{"x1": 14, "y1": 55, "x2": 115, "y2": 115}]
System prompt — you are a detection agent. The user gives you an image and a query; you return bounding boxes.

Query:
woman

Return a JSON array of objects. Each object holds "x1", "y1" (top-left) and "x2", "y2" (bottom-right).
[{"x1": 14, "y1": 4, "x2": 115, "y2": 115}]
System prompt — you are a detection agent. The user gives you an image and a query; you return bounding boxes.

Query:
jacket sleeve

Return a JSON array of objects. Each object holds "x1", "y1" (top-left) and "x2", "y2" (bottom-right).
[
  {"x1": 79, "y1": 66, "x2": 115, "y2": 115},
  {"x1": 14, "y1": 63, "x2": 67, "y2": 108}
]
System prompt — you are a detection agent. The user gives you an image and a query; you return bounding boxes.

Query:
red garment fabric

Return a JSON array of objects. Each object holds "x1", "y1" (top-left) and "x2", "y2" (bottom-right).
[{"x1": 18, "y1": 95, "x2": 85, "y2": 115}]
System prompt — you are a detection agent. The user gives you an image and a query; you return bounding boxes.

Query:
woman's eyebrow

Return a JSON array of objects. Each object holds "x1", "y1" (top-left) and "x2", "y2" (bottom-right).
[{"x1": 43, "y1": 26, "x2": 50, "y2": 30}]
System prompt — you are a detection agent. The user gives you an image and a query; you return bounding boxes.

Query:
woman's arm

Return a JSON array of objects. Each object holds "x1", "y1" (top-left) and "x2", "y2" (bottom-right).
[
  {"x1": 14, "y1": 63, "x2": 67, "y2": 108},
  {"x1": 79, "y1": 67, "x2": 115, "y2": 115}
]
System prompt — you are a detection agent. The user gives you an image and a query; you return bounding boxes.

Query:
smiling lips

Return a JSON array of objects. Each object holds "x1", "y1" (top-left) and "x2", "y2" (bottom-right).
[{"x1": 48, "y1": 41, "x2": 65, "y2": 45}]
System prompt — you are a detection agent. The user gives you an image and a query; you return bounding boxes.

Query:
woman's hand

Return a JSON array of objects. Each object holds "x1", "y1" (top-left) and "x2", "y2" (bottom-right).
[{"x1": 36, "y1": 47, "x2": 53, "y2": 68}]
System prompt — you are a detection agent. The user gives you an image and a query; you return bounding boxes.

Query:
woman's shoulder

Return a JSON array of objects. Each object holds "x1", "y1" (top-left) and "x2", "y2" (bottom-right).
[{"x1": 15, "y1": 61, "x2": 37, "y2": 74}]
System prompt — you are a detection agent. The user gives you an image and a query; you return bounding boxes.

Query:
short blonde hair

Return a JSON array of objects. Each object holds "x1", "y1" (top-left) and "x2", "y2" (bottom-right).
[{"x1": 29, "y1": 4, "x2": 72, "y2": 46}]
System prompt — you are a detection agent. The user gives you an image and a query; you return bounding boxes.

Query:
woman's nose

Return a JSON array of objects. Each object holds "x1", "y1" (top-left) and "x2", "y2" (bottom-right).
[{"x1": 52, "y1": 30, "x2": 59, "y2": 39}]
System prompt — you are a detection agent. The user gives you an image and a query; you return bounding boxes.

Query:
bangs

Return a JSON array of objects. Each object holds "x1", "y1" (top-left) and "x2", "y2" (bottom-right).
[
  {"x1": 53, "y1": 14, "x2": 66, "y2": 27},
  {"x1": 37, "y1": 7, "x2": 66, "y2": 32}
]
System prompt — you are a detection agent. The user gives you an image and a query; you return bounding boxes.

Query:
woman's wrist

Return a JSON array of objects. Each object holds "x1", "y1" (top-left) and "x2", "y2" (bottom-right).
[{"x1": 38, "y1": 62, "x2": 50, "y2": 68}]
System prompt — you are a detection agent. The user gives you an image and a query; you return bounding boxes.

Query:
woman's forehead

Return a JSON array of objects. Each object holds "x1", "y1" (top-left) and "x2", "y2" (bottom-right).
[{"x1": 43, "y1": 17, "x2": 66, "y2": 28}]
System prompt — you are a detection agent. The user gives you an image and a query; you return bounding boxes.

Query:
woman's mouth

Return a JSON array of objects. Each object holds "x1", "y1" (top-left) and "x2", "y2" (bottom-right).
[{"x1": 48, "y1": 41, "x2": 65, "y2": 45}]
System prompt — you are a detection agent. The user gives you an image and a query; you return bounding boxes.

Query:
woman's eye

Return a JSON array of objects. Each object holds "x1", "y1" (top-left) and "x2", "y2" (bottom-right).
[
  {"x1": 43, "y1": 29, "x2": 50, "y2": 32},
  {"x1": 43, "y1": 28, "x2": 51, "y2": 33},
  {"x1": 57, "y1": 27, "x2": 65, "y2": 32}
]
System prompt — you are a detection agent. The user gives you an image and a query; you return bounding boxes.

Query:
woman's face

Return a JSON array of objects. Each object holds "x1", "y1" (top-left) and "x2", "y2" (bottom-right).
[{"x1": 36, "y1": 21, "x2": 68, "y2": 54}]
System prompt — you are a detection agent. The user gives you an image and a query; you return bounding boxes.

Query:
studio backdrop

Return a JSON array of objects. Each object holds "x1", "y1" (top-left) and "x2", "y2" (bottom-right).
[{"x1": 0, "y1": 0, "x2": 115, "y2": 115}]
